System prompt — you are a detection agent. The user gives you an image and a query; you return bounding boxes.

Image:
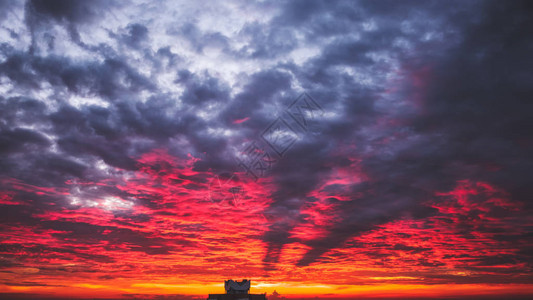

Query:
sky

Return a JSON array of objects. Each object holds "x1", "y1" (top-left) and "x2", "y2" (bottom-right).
[{"x1": 0, "y1": 0, "x2": 532, "y2": 299}]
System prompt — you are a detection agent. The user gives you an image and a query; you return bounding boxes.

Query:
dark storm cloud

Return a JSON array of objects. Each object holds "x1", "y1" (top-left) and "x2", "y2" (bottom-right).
[
  {"x1": 191, "y1": 68, "x2": 294, "y2": 174},
  {"x1": 255, "y1": 0, "x2": 533, "y2": 268},
  {"x1": 220, "y1": 69, "x2": 292, "y2": 125},
  {"x1": 57, "y1": 135, "x2": 138, "y2": 170},
  {"x1": 23, "y1": 0, "x2": 124, "y2": 52},
  {"x1": 7, "y1": 0, "x2": 230, "y2": 193},
  {"x1": 0, "y1": 50, "x2": 154, "y2": 98},
  {"x1": 176, "y1": 69, "x2": 230, "y2": 104},
  {"x1": 0, "y1": 127, "x2": 50, "y2": 154},
  {"x1": 0, "y1": 42, "x2": 185, "y2": 187},
  {"x1": 409, "y1": 0, "x2": 533, "y2": 200},
  {"x1": 122, "y1": 23, "x2": 149, "y2": 49},
  {"x1": 26, "y1": 0, "x2": 106, "y2": 24}
]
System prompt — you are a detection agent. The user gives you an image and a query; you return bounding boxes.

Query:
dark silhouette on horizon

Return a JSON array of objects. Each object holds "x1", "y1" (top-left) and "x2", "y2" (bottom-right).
[{"x1": 207, "y1": 279, "x2": 267, "y2": 300}]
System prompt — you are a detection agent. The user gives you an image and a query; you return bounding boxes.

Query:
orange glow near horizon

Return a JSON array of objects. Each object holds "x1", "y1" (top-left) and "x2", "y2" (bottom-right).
[{"x1": 1, "y1": 281, "x2": 532, "y2": 299}]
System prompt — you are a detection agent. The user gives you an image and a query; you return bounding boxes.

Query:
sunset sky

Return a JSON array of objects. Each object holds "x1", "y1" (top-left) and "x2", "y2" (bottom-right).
[{"x1": 0, "y1": 0, "x2": 532, "y2": 299}]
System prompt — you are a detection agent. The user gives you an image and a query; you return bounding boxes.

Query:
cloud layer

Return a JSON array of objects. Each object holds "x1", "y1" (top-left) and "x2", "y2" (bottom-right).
[{"x1": 0, "y1": 0, "x2": 532, "y2": 298}]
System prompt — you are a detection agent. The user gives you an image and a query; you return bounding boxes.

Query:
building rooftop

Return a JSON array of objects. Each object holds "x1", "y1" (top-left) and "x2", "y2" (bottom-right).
[{"x1": 207, "y1": 279, "x2": 266, "y2": 300}]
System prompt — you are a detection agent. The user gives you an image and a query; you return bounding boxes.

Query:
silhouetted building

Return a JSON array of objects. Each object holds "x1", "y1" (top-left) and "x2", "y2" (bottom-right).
[{"x1": 207, "y1": 279, "x2": 267, "y2": 300}]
